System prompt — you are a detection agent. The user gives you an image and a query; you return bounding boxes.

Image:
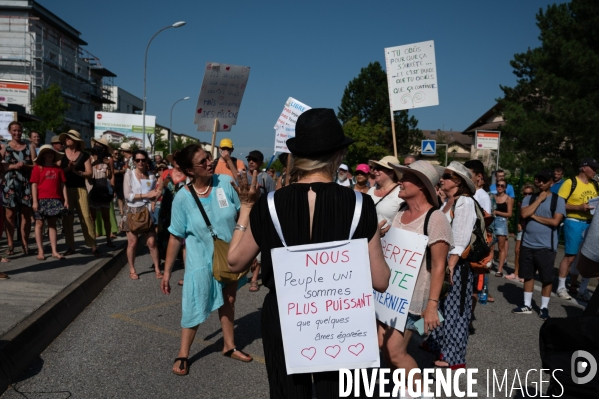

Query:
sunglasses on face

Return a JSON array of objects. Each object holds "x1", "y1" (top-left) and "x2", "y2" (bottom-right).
[
  {"x1": 134, "y1": 158, "x2": 146, "y2": 163},
  {"x1": 441, "y1": 173, "x2": 455, "y2": 180},
  {"x1": 354, "y1": 171, "x2": 367, "y2": 176},
  {"x1": 523, "y1": 192, "x2": 534, "y2": 196},
  {"x1": 497, "y1": 184, "x2": 506, "y2": 188},
  {"x1": 193, "y1": 156, "x2": 211, "y2": 168}
]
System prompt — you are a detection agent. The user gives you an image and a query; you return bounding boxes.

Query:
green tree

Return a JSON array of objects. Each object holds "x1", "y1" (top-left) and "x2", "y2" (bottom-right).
[
  {"x1": 154, "y1": 132, "x2": 169, "y2": 155},
  {"x1": 25, "y1": 84, "x2": 69, "y2": 141},
  {"x1": 338, "y1": 61, "x2": 423, "y2": 160},
  {"x1": 498, "y1": 0, "x2": 599, "y2": 174}
]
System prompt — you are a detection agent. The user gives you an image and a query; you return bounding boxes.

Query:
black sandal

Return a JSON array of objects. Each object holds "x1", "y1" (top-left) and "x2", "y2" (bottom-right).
[
  {"x1": 223, "y1": 348, "x2": 253, "y2": 362},
  {"x1": 173, "y1": 357, "x2": 189, "y2": 376}
]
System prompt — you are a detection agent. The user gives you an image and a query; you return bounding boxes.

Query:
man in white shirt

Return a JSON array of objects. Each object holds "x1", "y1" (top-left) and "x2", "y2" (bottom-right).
[
  {"x1": 464, "y1": 160, "x2": 492, "y2": 213},
  {"x1": 335, "y1": 164, "x2": 353, "y2": 188}
]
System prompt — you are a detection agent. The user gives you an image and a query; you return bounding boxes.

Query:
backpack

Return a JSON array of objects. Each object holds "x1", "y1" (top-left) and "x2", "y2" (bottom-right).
[
  {"x1": 566, "y1": 176, "x2": 599, "y2": 201},
  {"x1": 452, "y1": 197, "x2": 494, "y2": 274},
  {"x1": 521, "y1": 193, "x2": 559, "y2": 251}
]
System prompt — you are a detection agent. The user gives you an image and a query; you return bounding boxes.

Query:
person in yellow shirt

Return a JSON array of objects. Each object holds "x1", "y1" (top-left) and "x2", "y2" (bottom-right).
[
  {"x1": 555, "y1": 158, "x2": 599, "y2": 300},
  {"x1": 214, "y1": 138, "x2": 246, "y2": 180}
]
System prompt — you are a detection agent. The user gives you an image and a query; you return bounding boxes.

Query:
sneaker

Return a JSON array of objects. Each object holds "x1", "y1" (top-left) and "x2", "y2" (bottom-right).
[
  {"x1": 556, "y1": 287, "x2": 572, "y2": 300},
  {"x1": 0, "y1": 272, "x2": 9, "y2": 280},
  {"x1": 512, "y1": 305, "x2": 533, "y2": 314},
  {"x1": 539, "y1": 308, "x2": 550, "y2": 321},
  {"x1": 577, "y1": 290, "x2": 592, "y2": 301}
]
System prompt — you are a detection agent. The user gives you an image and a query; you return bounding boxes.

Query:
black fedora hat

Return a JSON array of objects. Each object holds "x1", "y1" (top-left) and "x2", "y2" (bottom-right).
[{"x1": 286, "y1": 108, "x2": 354, "y2": 157}]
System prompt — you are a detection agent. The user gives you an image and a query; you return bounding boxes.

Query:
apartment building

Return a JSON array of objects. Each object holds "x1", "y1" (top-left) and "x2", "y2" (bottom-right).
[{"x1": 0, "y1": 0, "x2": 116, "y2": 143}]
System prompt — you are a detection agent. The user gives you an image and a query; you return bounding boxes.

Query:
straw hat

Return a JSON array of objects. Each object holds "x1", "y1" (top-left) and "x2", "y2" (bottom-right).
[
  {"x1": 58, "y1": 130, "x2": 85, "y2": 151},
  {"x1": 50, "y1": 135, "x2": 62, "y2": 144},
  {"x1": 445, "y1": 161, "x2": 476, "y2": 195},
  {"x1": 369, "y1": 155, "x2": 401, "y2": 179},
  {"x1": 389, "y1": 160, "x2": 440, "y2": 207},
  {"x1": 119, "y1": 142, "x2": 132, "y2": 152},
  {"x1": 91, "y1": 137, "x2": 110, "y2": 149},
  {"x1": 34, "y1": 144, "x2": 64, "y2": 164}
]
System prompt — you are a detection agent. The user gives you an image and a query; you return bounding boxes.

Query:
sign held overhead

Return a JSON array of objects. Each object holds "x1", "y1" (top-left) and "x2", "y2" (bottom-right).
[
  {"x1": 194, "y1": 63, "x2": 251, "y2": 132},
  {"x1": 273, "y1": 97, "x2": 311, "y2": 154},
  {"x1": 385, "y1": 40, "x2": 439, "y2": 111}
]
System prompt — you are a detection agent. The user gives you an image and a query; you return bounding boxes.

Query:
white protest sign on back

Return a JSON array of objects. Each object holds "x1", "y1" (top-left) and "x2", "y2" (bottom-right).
[
  {"x1": 374, "y1": 227, "x2": 429, "y2": 332},
  {"x1": 273, "y1": 97, "x2": 311, "y2": 154},
  {"x1": 272, "y1": 239, "x2": 379, "y2": 374},
  {"x1": 194, "y1": 62, "x2": 250, "y2": 132},
  {"x1": 385, "y1": 40, "x2": 438, "y2": 111}
]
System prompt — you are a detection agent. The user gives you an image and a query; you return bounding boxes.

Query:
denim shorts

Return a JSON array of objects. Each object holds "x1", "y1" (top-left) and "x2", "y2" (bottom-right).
[
  {"x1": 404, "y1": 312, "x2": 421, "y2": 332},
  {"x1": 564, "y1": 218, "x2": 590, "y2": 255},
  {"x1": 494, "y1": 216, "x2": 508, "y2": 236}
]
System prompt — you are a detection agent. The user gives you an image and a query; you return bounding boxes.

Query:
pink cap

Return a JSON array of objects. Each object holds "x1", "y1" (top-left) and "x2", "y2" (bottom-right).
[{"x1": 355, "y1": 164, "x2": 370, "y2": 174}]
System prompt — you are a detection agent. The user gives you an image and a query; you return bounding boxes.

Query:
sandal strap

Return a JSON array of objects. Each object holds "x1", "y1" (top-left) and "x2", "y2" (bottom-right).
[{"x1": 174, "y1": 357, "x2": 188, "y2": 370}]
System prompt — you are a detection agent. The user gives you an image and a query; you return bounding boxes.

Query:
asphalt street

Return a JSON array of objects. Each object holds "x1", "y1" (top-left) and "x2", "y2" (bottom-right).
[{"x1": 0, "y1": 249, "x2": 591, "y2": 399}]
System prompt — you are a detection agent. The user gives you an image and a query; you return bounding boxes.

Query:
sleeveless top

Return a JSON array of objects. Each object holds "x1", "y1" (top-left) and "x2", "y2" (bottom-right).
[
  {"x1": 61, "y1": 151, "x2": 90, "y2": 188},
  {"x1": 496, "y1": 201, "x2": 508, "y2": 213},
  {"x1": 250, "y1": 183, "x2": 377, "y2": 290}
]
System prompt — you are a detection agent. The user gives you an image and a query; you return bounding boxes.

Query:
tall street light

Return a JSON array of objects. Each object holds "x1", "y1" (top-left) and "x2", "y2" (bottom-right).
[
  {"x1": 142, "y1": 21, "x2": 186, "y2": 151},
  {"x1": 169, "y1": 96, "x2": 190, "y2": 154}
]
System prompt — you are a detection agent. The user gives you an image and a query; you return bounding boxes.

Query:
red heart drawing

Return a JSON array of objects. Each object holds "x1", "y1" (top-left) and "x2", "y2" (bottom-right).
[
  {"x1": 223, "y1": 124, "x2": 229, "y2": 129},
  {"x1": 226, "y1": 66, "x2": 230, "y2": 71},
  {"x1": 325, "y1": 345, "x2": 341, "y2": 359},
  {"x1": 202, "y1": 85, "x2": 207, "y2": 90},
  {"x1": 348, "y1": 344, "x2": 364, "y2": 356},
  {"x1": 301, "y1": 347, "x2": 316, "y2": 361},
  {"x1": 197, "y1": 108, "x2": 202, "y2": 114},
  {"x1": 200, "y1": 125, "x2": 206, "y2": 130},
  {"x1": 242, "y1": 67, "x2": 248, "y2": 72}
]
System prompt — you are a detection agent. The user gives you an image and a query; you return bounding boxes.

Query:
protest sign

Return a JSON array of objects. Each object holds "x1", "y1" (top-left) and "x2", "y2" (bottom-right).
[
  {"x1": 384, "y1": 40, "x2": 438, "y2": 111},
  {"x1": 272, "y1": 240, "x2": 379, "y2": 374},
  {"x1": 94, "y1": 112, "x2": 156, "y2": 150},
  {"x1": 0, "y1": 111, "x2": 16, "y2": 141},
  {"x1": 194, "y1": 62, "x2": 250, "y2": 132},
  {"x1": 374, "y1": 227, "x2": 429, "y2": 332},
  {"x1": 273, "y1": 97, "x2": 311, "y2": 154}
]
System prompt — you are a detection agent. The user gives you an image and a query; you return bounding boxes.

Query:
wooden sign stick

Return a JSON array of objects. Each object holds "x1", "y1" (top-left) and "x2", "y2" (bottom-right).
[
  {"x1": 390, "y1": 110, "x2": 398, "y2": 158},
  {"x1": 285, "y1": 152, "x2": 292, "y2": 186},
  {"x1": 210, "y1": 118, "x2": 219, "y2": 159}
]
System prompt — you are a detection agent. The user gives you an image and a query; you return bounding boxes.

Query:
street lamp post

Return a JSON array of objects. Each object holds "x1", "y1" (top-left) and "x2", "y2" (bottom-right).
[
  {"x1": 169, "y1": 96, "x2": 190, "y2": 154},
  {"x1": 142, "y1": 21, "x2": 186, "y2": 151}
]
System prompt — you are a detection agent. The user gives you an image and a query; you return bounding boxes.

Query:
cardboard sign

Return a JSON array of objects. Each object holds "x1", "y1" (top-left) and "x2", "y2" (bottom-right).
[
  {"x1": 273, "y1": 97, "x2": 311, "y2": 154},
  {"x1": 272, "y1": 239, "x2": 380, "y2": 374},
  {"x1": 194, "y1": 62, "x2": 250, "y2": 132},
  {"x1": 374, "y1": 228, "x2": 429, "y2": 332},
  {"x1": 385, "y1": 40, "x2": 439, "y2": 111}
]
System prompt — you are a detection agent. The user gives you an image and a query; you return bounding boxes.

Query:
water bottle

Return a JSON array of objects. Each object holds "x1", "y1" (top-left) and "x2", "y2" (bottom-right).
[{"x1": 479, "y1": 275, "x2": 488, "y2": 305}]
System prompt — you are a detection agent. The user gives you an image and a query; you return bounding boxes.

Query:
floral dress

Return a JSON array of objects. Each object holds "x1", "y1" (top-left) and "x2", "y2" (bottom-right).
[{"x1": 2, "y1": 143, "x2": 33, "y2": 208}]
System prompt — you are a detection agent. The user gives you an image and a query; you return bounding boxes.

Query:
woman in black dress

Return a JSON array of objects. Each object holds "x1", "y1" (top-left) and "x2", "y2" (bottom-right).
[{"x1": 227, "y1": 109, "x2": 390, "y2": 398}]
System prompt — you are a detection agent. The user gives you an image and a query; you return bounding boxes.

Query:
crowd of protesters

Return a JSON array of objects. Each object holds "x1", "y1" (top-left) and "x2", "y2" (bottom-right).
[{"x1": 0, "y1": 115, "x2": 597, "y2": 399}]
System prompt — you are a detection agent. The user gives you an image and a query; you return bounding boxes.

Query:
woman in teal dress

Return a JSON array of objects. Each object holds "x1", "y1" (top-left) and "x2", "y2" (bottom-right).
[{"x1": 160, "y1": 144, "x2": 251, "y2": 376}]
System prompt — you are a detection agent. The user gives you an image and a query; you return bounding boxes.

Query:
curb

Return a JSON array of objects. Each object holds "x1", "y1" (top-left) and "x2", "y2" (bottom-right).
[{"x1": 0, "y1": 243, "x2": 128, "y2": 395}]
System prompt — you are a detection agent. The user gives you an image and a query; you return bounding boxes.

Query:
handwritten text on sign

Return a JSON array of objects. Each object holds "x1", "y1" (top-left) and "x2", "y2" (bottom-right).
[
  {"x1": 385, "y1": 40, "x2": 438, "y2": 111},
  {"x1": 194, "y1": 63, "x2": 250, "y2": 132},
  {"x1": 271, "y1": 239, "x2": 379, "y2": 374},
  {"x1": 273, "y1": 97, "x2": 311, "y2": 154},
  {"x1": 374, "y1": 228, "x2": 428, "y2": 332}
]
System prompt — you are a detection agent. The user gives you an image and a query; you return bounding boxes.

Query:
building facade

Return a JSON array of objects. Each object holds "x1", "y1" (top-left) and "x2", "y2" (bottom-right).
[{"x1": 0, "y1": 0, "x2": 115, "y2": 143}]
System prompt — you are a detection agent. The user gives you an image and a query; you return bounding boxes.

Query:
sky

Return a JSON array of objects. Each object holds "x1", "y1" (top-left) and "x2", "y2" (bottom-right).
[{"x1": 42, "y1": 0, "x2": 565, "y2": 160}]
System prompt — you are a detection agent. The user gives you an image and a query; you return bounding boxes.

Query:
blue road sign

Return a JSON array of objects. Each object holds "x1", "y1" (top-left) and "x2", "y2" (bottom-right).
[{"x1": 421, "y1": 140, "x2": 436, "y2": 155}]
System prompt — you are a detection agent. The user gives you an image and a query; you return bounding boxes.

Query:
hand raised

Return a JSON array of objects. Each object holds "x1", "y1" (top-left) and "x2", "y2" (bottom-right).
[{"x1": 232, "y1": 170, "x2": 259, "y2": 207}]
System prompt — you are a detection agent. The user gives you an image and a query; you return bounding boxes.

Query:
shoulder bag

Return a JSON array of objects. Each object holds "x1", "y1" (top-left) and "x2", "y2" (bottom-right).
[
  {"x1": 188, "y1": 183, "x2": 248, "y2": 283},
  {"x1": 127, "y1": 170, "x2": 152, "y2": 234}
]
